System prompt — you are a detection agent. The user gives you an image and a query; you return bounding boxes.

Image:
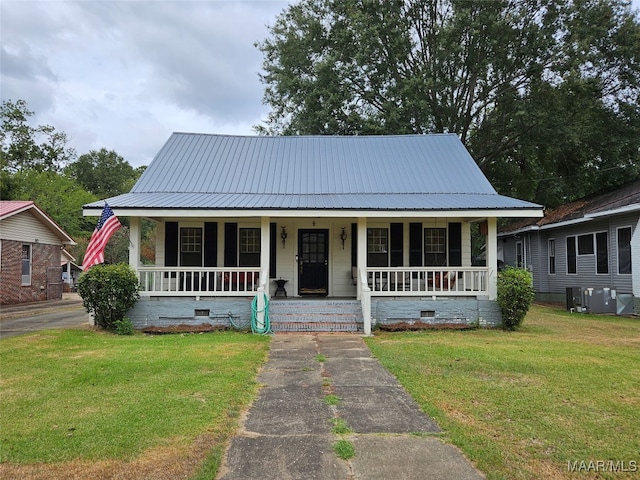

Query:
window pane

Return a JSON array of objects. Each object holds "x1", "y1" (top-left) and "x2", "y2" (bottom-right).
[
  {"x1": 180, "y1": 228, "x2": 202, "y2": 266},
  {"x1": 567, "y1": 236, "x2": 576, "y2": 274},
  {"x1": 548, "y1": 239, "x2": 555, "y2": 274},
  {"x1": 424, "y1": 228, "x2": 446, "y2": 266},
  {"x1": 21, "y1": 244, "x2": 31, "y2": 285},
  {"x1": 578, "y1": 234, "x2": 594, "y2": 255},
  {"x1": 367, "y1": 228, "x2": 388, "y2": 254},
  {"x1": 240, "y1": 228, "x2": 260, "y2": 254},
  {"x1": 516, "y1": 242, "x2": 523, "y2": 268},
  {"x1": 596, "y1": 232, "x2": 608, "y2": 274},
  {"x1": 367, "y1": 228, "x2": 388, "y2": 267},
  {"x1": 618, "y1": 227, "x2": 632, "y2": 274}
]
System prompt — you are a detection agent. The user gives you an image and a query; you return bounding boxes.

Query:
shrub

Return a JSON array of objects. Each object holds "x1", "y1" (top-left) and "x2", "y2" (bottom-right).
[
  {"x1": 114, "y1": 317, "x2": 135, "y2": 336},
  {"x1": 78, "y1": 263, "x2": 140, "y2": 331},
  {"x1": 496, "y1": 267, "x2": 535, "y2": 330}
]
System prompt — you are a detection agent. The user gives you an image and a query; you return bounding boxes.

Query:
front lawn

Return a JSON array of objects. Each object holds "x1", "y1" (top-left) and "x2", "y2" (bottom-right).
[
  {"x1": 366, "y1": 304, "x2": 640, "y2": 479},
  {"x1": 0, "y1": 329, "x2": 269, "y2": 480}
]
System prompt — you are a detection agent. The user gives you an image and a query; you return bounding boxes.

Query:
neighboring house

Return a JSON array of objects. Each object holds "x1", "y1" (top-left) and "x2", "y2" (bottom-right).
[
  {"x1": 499, "y1": 179, "x2": 639, "y2": 315},
  {"x1": 83, "y1": 133, "x2": 542, "y2": 332},
  {"x1": 61, "y1": 248, "x2": 81, "y2": 292},
  {"x1": 0, "y1": 201, "x2": 76, "y2": 305}
]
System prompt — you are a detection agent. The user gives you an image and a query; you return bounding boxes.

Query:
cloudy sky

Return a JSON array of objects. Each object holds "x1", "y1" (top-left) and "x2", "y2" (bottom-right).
[
  {"x1": 1, "y1": 0, "x2": 291, "y2": 167},
  {"x1": 2, "y1": 1, "x2": 639, "y2": 169}
]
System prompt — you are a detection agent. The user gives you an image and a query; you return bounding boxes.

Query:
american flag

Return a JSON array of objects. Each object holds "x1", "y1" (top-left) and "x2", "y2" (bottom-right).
[{"x1": 82, "y1": 203, "x2": 122, "y2": 270}]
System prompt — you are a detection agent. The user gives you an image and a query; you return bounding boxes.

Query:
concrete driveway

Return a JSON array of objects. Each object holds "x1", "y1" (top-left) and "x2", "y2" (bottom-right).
[{"x1": 0, "y1": 293, "x2": 89, "y2": 339}]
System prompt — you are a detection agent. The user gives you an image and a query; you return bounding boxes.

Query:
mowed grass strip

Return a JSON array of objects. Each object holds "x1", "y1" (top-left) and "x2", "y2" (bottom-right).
[
  {"x1": 365, "y1": 305, "x2": 640, "y2": 480},
  {"x1": 0, "y1": 329, "x2": 269, "y2": 474}
]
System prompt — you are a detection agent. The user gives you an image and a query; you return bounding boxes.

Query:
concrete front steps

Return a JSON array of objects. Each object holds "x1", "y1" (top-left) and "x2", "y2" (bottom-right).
[{"x1": 268, "y1": 299, "x2": 364, "y2": 333}]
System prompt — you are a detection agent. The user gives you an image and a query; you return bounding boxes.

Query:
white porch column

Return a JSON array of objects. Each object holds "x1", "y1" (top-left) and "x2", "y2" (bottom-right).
[
  {"x1": 129, "y1": 216, "x2": 140, "y2": 270},
  {"x1": 260, "y1": 216, "x2": 271, "y2": 287},
  {"x1": 255, "y1": 217, "x2": 270, "y2": 330},
  {"x1": 486, "y1": 217, "x2": 498, "y2": 300},
  {"x1": 356, "y1": 217, "x2": 368, "y2": 299},
  {"x1": 357, "y1": 217, "x2": 371, "y2": 335}
]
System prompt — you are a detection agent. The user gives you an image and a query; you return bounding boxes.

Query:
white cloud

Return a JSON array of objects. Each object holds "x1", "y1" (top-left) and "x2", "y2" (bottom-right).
[{"x1": 1, "y1": 0, "x2": 289, "y2": 167}]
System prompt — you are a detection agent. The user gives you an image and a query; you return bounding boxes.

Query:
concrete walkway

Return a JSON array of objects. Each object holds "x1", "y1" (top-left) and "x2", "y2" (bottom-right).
[{"x1": 217, "y1": 334, "x2": 484, "y2": 480}]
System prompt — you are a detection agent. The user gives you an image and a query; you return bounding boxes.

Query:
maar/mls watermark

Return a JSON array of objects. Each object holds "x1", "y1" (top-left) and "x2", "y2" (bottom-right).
[{"x1": 568, "y1": 460, "x2": 637, "y2": 473}]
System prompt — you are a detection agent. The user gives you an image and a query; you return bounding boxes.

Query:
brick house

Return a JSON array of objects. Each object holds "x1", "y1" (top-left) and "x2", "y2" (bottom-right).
[{"x1": 1, "y1": 201, "x2": 76, "y2": 305}]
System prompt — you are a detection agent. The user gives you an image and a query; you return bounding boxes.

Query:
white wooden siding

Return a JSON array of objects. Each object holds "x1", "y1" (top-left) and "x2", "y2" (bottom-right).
[{"x1": 0, "y1": 211, "x2": 62, "y2": 245}]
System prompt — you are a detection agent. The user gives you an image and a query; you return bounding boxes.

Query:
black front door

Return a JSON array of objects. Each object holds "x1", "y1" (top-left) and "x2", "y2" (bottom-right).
[{"x1": 298, "y1": 229, "x2": 329, "y2": 295}]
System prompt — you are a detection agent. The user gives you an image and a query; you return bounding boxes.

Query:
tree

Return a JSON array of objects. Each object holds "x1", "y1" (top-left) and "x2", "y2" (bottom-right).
[
  {"x1": 10, "y1": 169, "x2": 97, "y2": 236},
  {"x1": 66, "y1": 148, "x2": 139, "y2": 198},
  {"x1": 257, "y1": 0, "x2": 640, "y2": 205},
  {"x1": 1, "y1": 99, "x2": 76, "y2": 173}
]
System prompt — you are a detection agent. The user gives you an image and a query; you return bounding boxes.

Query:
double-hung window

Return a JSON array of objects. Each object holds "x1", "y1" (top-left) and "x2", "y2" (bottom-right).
[
  {"x1": 617, "y1": 227, "x2": 632, "y2": 274},
  {"x1": 548, "y1": 239, "x2": 555, "y2": 274},
  {"x1": 424, "y1": 228, "x2": 446, "y2": 266},
  {"x1": 239, "y1": 228, "x2": 261, "y2": 267},
  {"x1": 367, "y1": 228, "x2": 388, "y2": 267},
  {"x1": 180, "y1": 227, "x2": 202, "y2": 266}
]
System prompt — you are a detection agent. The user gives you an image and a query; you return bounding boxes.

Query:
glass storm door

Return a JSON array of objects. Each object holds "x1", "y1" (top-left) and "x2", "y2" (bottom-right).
[{"x1": 298, "y1": 229, "x2": 329, "y2": 296}]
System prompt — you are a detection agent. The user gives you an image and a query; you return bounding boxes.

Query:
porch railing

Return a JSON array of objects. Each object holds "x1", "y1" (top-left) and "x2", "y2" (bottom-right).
[
  {"x1": 138, "y1": 267, "x2": 261, "y2": 296},
  {"x1": 365, "y1": 267, "x2": 488, "y2": 296}
]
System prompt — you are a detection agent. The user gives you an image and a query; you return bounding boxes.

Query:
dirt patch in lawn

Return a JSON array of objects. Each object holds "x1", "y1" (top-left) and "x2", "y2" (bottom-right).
[
  {"x1": 0, "y1": 434, "x2": 216, "y2": 480},
  {"x1": 377, "y1": 321, "x2": 477, "y2": 332},
  {"x1": 141, "y1": 323, "x2": 232, "y2": 334}
]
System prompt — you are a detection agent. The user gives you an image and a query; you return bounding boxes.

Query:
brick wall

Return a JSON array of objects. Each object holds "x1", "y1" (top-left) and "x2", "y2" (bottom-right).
[{"x1": 1, "y1": 240, "x2": 62, "y2": 305}]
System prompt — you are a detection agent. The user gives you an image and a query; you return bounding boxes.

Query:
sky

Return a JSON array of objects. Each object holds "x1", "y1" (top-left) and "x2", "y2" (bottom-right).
[
  {"x1": 2, "y1": 0, "x2": 639, "y2": 169},
  {"x1": 1, "y1": 0, "x2": 291, "y2": 168}
]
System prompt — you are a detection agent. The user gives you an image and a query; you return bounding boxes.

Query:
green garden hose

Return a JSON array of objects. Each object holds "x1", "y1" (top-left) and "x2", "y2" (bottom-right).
[{"x1": 251, "y1": 292, "x2": 272, "y2": 334}]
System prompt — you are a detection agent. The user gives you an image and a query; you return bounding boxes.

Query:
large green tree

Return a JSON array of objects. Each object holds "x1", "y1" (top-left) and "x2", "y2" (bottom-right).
[
  {"x1": 257, "y1": 0, "x2": 640, "y2": 206},
  {"x1": 10, "y1": 169, "x2": 97, "y2": 236},
  {"x1": 0, "y1": 99, "x2": 76, "y2": 173},
  {"x1": 65, "y1": 148, "x2": 140, "y2": 199}
]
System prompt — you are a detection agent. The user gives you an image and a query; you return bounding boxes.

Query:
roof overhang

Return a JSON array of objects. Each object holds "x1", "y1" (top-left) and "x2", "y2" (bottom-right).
[
  {"x1": 498, "y1": 202, "x2": 640, "y2": 237},
  {"x1": 84, "y1": 206, "x2": 543, "y2": 219}
]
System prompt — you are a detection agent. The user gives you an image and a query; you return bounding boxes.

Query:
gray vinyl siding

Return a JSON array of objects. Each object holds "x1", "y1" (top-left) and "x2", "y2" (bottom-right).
[{"x1": 503, "y1": 212, "x2": 637, "y2": 297}]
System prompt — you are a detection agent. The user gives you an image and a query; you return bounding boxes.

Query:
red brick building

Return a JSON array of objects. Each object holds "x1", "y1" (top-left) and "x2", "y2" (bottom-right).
[{"x1": 1, "y1": 201, "x2": 76, "y2": 305}]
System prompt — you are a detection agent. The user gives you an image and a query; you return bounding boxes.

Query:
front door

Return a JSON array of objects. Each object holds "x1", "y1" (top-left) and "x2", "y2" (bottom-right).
[{"x1": 298, "y1": 229, "x2": 329, "y2": 295}]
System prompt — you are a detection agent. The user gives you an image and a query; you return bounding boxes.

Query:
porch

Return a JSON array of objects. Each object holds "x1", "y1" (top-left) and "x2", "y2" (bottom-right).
[
  {"x1": 131, "y1": 265, "x2": 494, "y2": 333},
  {"x1": 137, "y1": 266, "x2": 489, "y2": 297}
]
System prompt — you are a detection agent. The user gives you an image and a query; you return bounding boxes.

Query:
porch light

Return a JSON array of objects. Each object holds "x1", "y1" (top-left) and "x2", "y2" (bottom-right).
[
  {"x1": 281, "y1": 226, "x2": 287, "y2": 248},
  {"x1": 340, "y1": 227, "x2": 348, "y2": 249}
]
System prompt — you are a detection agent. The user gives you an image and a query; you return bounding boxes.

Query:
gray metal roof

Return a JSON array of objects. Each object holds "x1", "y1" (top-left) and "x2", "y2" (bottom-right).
[{"x1": 87, "y1": 133, "x2": 542, "y2": 212}]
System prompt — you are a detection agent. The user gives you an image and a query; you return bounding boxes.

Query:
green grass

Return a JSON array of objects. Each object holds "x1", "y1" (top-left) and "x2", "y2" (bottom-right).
[
  {"x1": 333, "y1": 439, "x2": 356, "y2": 460},
  {"x1": 330, "y1": 417, "x2": 352, "y2": 435},
  {"x1": 0, "y1": 329, "x2": 269, "y2": 469},
  {"x1": 365, "y1": 304, "x2": 640, "y2": 480},
  {"x1": 315, "y1": 353, "x2": 326, "y2": 362},
  {"x1": 324, "y1": 394, "x2": 341, "y2": 406}
]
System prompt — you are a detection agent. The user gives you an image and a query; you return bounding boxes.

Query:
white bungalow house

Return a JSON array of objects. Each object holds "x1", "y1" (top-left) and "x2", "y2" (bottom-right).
[{"x1": 83, "y1": 133, "x2": 542, "y2": 333}]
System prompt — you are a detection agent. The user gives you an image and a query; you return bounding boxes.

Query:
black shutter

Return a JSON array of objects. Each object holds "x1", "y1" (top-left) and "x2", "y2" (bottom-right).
[
  {"x1": 448, "y1": 222, "x2": 462, "y2": 266},
  {"x1": 165, "y1": 222, "x2": 178, "y2": 267},
  {"x1": 390, "y1": 223, "x2": 403, "y2": 267},
  {"x1": 351, "y1": 223, "x2": 357, "y2": 267},
  {"x1": 270, "y1": 223, "x2": 277, "y2": 278},
  {"x1": 409, "y1": 223, "x2": 422, "y2": 266},
  {"x1": 204, "y1": 222, "x2": 218, "y2": 267},
  {"x1": 224, "y1": 223, "x2": 238, "y2": 267}
]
